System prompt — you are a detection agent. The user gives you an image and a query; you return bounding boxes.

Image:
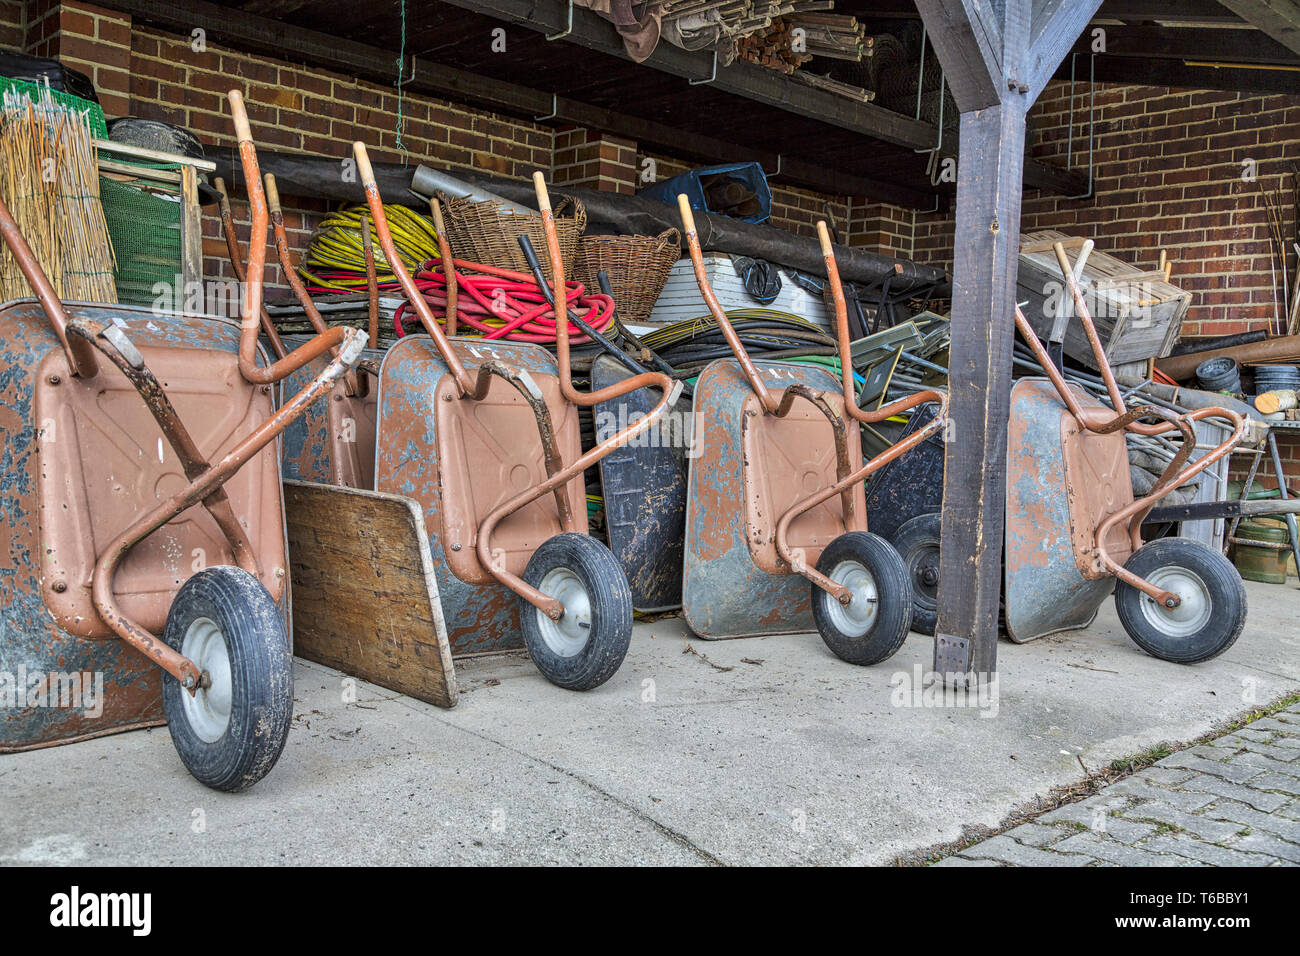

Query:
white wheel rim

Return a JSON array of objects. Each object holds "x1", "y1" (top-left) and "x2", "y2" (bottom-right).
[
  {"x1": 180, "y1": 616, "x2": 232, "y2": 743},
  {"x1": 825, "y1": 559, "x2": 879, "y2": 638},
  {"x1": 535, "y1": 567, "x2": 592, "y2": 658},
  {"x1": 1139, "y1": 565, "x2": 1212, "y2": 638}
]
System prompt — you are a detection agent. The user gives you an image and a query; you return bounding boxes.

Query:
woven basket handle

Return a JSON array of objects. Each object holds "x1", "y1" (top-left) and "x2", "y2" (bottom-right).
[
  {"x1": 553, "y1": 194, "x2": 587, "y2": 233},
  {"x1": 654, "y1": 227, "x2": 681, "y2": 252}
]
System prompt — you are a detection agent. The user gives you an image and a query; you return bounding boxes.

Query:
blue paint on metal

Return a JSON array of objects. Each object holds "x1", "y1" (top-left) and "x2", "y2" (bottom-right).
[
  {"x1": 0, "y1": 299, "x2": 285, "y2": 751},
  {"x1": 591, "y1": 355, "x2": 687, "y2": 612},
  {"x1": 375, "y1": 334, "x2": 578, "y2": 656},
  {"x1": 681, "y1": 358, "x2": 847, "y2": 639},
  {"x1": 1003, "y1": 378, "x2": 1110, "y2": 642}
]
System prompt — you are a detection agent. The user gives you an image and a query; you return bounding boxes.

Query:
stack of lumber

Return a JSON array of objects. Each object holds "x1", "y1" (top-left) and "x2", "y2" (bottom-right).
[
  {"x1": 662, "y1": 1, "x2": 865, "y2": 66},
  {"x1": 733, "y1": 11, "x2": 867, "y2": 72},
  {"x1": 735, "y1": 20, "x2": 812, "y2": 73},
  {"x1": 787, "y1": 11, "x2": 867, "y2": 60}
]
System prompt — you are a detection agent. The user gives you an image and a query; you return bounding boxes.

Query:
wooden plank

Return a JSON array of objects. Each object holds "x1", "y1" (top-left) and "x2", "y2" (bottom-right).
[
  {"x1": 96, "y1": 137, "x2": 217, "y2": 171},
  {"x1": 1066, "y1": 24, "x2": 1300, "y2": 67},
  {"x1": 1217, "y1": 0, "x2": 1300, "y2": 57},
  {"x1": 283, "y1": 480, "x2": 457, "y2": 709},
  {"x1": 179, "y1": 165, "x2": 202, "y2": 293},
  {"x1": 1023, "y1": 0, "x2": 1103, "y2": 101},
  {"x1": 1055, "y1": 52, "x2": 1300, "y2": 95},
  {"x1": 97, "y1": 158, "x2": 182, "y2": 182}
]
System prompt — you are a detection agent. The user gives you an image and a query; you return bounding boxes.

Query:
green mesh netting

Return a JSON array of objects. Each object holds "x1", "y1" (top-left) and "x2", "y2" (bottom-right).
[{"x1": 98, "y1": 173, "x2": 183, "y2": 308}]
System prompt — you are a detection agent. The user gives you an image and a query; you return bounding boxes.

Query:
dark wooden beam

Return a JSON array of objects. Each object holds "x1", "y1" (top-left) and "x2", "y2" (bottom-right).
[
  {"x1": 916, "y1": 0, "x2": 1099, "y2": 680},
  {"x1": 101, "y1": 0, "x2": 931, "y2": 206},
  {"x1": 1216, "y1": 0, "x2": 1300, "y2": 57},
  {"x1": 437, "y1": 0, "x2": 938, "y2": 150},
  {"x1": 844, "y1": 0, "x2": 1241, "y2": 23},
  {"x1": 1070, "y1": 24, "x2": 1300, "y2": 66},
  {"x1": 1052, "y1": 53, "x2": 1300, "y2": 94}
]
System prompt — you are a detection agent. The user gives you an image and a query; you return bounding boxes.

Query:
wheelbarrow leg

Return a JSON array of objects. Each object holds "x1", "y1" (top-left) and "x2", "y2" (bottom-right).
[{"x1": 1267, "y1": 430, "x2": 1300, "y2": 584}]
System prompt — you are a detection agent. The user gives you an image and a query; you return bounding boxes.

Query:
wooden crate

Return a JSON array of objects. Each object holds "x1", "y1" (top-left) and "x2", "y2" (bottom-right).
[{"x1": 1017, "y1": 231, "x2": 1190, "y2": 369}]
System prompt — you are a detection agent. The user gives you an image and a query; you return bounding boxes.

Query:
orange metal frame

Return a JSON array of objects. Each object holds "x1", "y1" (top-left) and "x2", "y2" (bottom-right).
[
  {"x1": 677, "y1": 196, "x2": 949, "y2": 607},
  {"x1": 1013, "y1": 240, "x2": 1247, "y2": 608}
]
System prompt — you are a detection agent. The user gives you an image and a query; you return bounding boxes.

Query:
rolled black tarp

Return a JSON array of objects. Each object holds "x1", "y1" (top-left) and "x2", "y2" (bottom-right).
[{"x1": 213, "y1": 148, "x2": 950, "y2": 295}]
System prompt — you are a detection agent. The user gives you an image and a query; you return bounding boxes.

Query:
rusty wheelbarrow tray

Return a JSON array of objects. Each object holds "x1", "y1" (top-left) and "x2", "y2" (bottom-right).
[
  {"x1": 679, "y1": 201, "x2": 948, "y2": 664},
  {"x1": 1004, "y1": 240, "x2": 1248, "y2": 663},
  {"x1": 354, "y1": 148, "x2": 680, "y2": 690},
  {"x1": 0, "y1": 89, "x2": 365, "y2": 790}
]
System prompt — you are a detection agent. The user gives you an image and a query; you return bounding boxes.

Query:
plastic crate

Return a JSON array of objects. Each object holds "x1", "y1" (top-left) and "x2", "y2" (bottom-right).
[{"x1": 638, "y1": 162, "x2": 772, "y2": 224}]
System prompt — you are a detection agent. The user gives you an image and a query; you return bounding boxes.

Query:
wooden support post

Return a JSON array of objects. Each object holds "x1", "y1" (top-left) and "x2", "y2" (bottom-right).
[
  {"x1": 934, "y1": 99, "x2": 1028, "y2": 678},
  {"x1": 915, "y1": 0, "x2": 1101, "y2": 681}
]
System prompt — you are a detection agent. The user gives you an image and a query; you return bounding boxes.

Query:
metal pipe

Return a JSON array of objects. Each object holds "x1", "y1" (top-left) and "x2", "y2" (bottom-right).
[
  {"x1": 533, "y1": 172, "x2": 677, "y2": 409},
  {"x1": 214, "y1": 176, "x2": 288, "y2": 361},
  {"x1": 352, "y1": 140, "x2": 477, "y2": 397},
  {"x1": 228, "y1": 91, "x2": 354, "y2": 385}
]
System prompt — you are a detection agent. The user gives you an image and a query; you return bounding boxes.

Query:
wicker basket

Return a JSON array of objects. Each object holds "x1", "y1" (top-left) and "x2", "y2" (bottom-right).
[
  {"x1": 572, "y1": 228, "x2": 681, "y2": 326},
  {"x1": 439, "y1": 193, "x2": 586, "y2": 283}
]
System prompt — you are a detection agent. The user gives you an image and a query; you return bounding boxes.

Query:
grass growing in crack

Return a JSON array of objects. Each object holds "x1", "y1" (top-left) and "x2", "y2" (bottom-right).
[
  {"x1": 895, "y1": 688, "x2": 1300, "y2": 866},
  {"x1": 1109, "y1": 742, "x2": 1174, "y2": 774}
]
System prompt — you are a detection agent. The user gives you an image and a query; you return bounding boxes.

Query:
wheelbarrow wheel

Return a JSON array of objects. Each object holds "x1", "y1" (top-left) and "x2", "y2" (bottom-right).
[
  {"x1": 812, "y1": 532, "x2": 913, "y2": 665},
  {"x1": 891, "y1": 513, "x2": 941, "y2": 636},
  {"x1": 1114, "y1": 537, "x2": 1247, "y2": 664},
  {"x1": 161, "y1": 566, "x2": 293, "y2": 792},
  {"x1": 521, "y1": 533, "x2": 633, "y2": 691}
]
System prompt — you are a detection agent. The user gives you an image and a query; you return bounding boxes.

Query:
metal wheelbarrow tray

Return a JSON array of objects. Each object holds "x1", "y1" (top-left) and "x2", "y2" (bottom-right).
[
  {"x1": 350, "y1": 151, "x2": 678, "y2": 690},
  {"x1": 0, "y1": 90, "x2": 365, "y2": 789},
  {"x1": 676, "y1": 202, "x2": 948, "y2": 663},
  {"x1": 1003, "y1": 240, "x2": 1249, "y2": 663}
]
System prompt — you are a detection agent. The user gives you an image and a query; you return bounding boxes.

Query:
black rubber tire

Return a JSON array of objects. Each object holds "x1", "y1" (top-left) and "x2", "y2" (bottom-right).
[
  {"x1": 891, "y1": 512, "x2": 941, "y2": 636},
  {"x1": 1114, "y1": 537, "x2": 1248, "y2": 664},
  {"x1": 812, "y1": 531, "x2": 913, "y2": 665},
  {"x1": 161, "y1": 566, "x2": 293, "y2": 792},
  {"x1": 520, "y1": 533, "x2": 633, "y2": 691}
]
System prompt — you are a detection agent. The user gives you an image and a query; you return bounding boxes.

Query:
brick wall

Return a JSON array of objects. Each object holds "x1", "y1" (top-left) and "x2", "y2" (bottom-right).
[
  {"x1": 24, "y1": 1, "x2": 129, "y2": 115},
  {"x1": 554, "y1": 127, "x2": 636, "y2": 194},
  {"x1": 911, "y1": 79, "x2": 1300, "y2": 488},
  {"x1": 915, "y1": 81, "x2": 1300, "y2": 341},
  {"x1": 0, "y1": 0, "x2": 24, "y2": 51},
  {"x1": 847, "y1": 198, "x2": 914, "y2": 259}
]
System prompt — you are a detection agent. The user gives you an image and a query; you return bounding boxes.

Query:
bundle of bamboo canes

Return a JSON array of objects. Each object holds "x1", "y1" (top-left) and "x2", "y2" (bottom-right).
[{"x1": 0, "y1": 84, "x2": 117, "y2": 303}]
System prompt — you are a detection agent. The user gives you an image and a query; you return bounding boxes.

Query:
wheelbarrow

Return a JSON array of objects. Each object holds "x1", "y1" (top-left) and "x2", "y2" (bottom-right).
[
  {"x1": 356, "y1": 145, "x2": 681, "y2": 689},
  {"x1": 512, "y1": 234, "x2": 690, "y2": 613},
  {"x1": 1005, "y1": 240, "x2": 1249, "y2": 662},
  {"x1": 679, "y1": 197, "x2": 948, "y2": 663},
  {"x1": 0, "y1": 88, "x2": 365, "y2": 789}
]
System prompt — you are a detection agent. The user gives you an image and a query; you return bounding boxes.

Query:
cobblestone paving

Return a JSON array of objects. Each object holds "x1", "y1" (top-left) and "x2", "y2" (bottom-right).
[{"x1": 935, "y1": 702, "x2": 1300, "y2": 867}]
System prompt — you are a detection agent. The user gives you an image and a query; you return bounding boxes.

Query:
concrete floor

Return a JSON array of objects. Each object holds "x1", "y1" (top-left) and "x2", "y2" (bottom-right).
[{"x1": 2, "y1": 580, "x2": 1297, "y2": 866}]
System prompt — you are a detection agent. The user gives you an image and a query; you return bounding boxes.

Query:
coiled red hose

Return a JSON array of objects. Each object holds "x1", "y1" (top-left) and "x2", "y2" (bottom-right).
[{"x1": 393, "y1": 257, "x2": 616, "y2": 345}]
